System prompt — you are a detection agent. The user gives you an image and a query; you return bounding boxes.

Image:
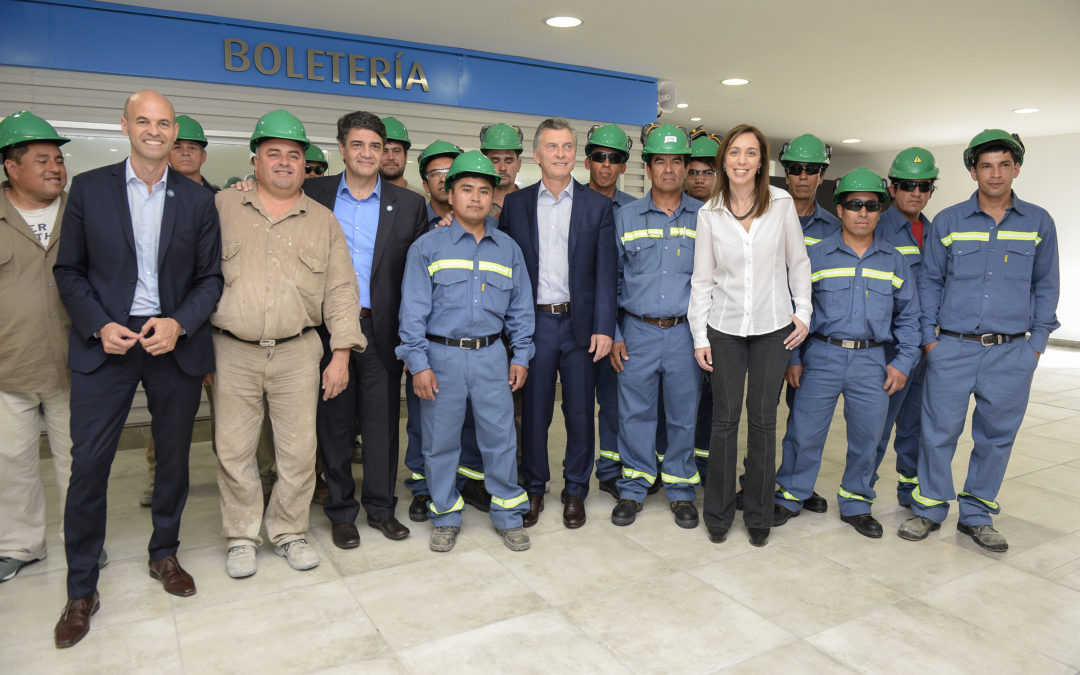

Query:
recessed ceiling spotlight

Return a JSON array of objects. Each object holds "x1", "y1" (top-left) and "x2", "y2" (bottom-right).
[
  {"x1": 721, "y1": 78, "x2": 749, "y2": 86},
  {"x1": 676, "y1": 103, "x2": 689, "y2": 109},
  {"x1": 690, "y1": 117, "x2": 702, "y2": 122},
  {"x1": 841, "y1": 138, "x2": 861, "y2": 144},
  {"x1": 544, "y1": 16, "x2": 582, "y2": 28},
  {"x1": 1013, "y1": 107, "x2": 1040, "y2": 114}
]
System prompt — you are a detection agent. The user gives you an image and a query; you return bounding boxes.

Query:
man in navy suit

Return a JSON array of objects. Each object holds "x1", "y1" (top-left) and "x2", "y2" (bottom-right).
[
  {"x1": 52, "y1": 90, "x2": 222, "y2": 648},
  {"x1": 498, "y1": 118, "x2": 617, "y2": 529}
]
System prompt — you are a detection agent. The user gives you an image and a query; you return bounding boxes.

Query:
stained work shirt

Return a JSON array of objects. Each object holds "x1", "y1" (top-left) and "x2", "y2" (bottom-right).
[
  {"x1": 396, "y1": 219, "x2": 535, "y2": 375},
  {"x1": 918, "y1": 191, "x2": 1059, "y2": 352}
]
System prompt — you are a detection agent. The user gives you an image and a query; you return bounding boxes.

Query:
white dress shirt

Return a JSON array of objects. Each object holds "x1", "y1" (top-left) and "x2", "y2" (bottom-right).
[
  {"x1": 535, "y1": 181, "x2": 573, "y2": 304},
  {"x1": 688, "y1": 185, "x2": 811, "y2": 347}
]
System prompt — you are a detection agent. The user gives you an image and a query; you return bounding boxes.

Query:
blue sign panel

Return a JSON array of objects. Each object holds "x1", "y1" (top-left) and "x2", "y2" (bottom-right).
[{"x1": 1, "y1": 0, "x2": 658, "y2": 125}]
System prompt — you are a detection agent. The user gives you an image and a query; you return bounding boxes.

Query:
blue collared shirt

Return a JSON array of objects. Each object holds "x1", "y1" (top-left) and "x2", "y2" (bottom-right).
[
  {"x1": 613, "y1": 189, "x2": 636, "y2": 209},
  {"x1": 426, "y1": 203, "x2": 498, "y2": 234},
  {"x1": 919, "y1": 191, "x2": 1059, "y2": 351},
  {"x1": 800, "y1": 203, "x2": 841, "y2": 248},
  {"x1": 126, "y1": 158, "x2": 166, "y2": 316},
  {"x1": 396, "y1": 219, "x2": 536, "y2": 375},
  {"x1": 796, "y1": 230, "x2": 921, "y2": 375},
  {"x1": 535, "y1": 181, "x2": 573, "y2": 304},
  {"x1": 334, "y1": 174, "x2": 381, "y2": 308},
  {"x1": 876, "y1": 206, "x2": 928, "y2": 282},
  {"x1": 615, "y1": 191, "x2": 703, "y2": 341}
]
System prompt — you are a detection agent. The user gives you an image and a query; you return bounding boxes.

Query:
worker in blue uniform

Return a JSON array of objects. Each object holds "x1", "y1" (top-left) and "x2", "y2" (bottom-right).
[
  {"x1": 608, "y1": 124, "x2": 704, "y2": 529},
  {"x1": 774, "y1": 168, "x2": 920, "y2": 538},
  {"x1": 397, "y1": 151, "x2": 535, "y2": 553},
  {"x1": 899, "y1": 130, "x2": 1059, "y2": 552},
  {"x1": 872, "y1": 148, "x2": 938, "y2": 506}
]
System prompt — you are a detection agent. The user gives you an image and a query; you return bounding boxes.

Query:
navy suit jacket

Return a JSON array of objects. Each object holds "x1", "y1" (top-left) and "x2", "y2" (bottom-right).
[
  {"x1": 304, "y1": 174, "x2": 427, "y2": 372},
  {"x1": 54, "y1": 161, "x2": 223, "y2": 376},
  {"x1": 499, "y1": 179, "x2": 617, "y2": 347}
]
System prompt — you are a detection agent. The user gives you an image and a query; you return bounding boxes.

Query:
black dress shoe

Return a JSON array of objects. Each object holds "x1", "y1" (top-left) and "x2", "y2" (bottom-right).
[
  {"x1": 773, "y1": 504, "x2": 800, "y2": 527},
  {"x1": 460, "y1": 478, "x2": 492, "y2": 512},
  {"x1": 331, "y1": 522, "x2": 361, "y2": 549},
  {"x1": 735, "y1": 488, "x2": 744, "y2": 511},
  {"x1": 670, "y1": 501, "x2": 699, "y2": 529},
  {"x1": 611, "y1": 498, "x2": 642, "y2": 526},
  {"x1": 803, "y1": 492, "x2": 828, "y2": 513},
  {"x1": 563, "y1": 495, "x2": 587, "y2": 529},
  {"x1": 148, "y1": 554, "x2": 196, "y2": 597},
  {"x1": 748, "y1": 527, "x2": 770, "y2": 547},
  {"x1": 367, "y1": 515, "x2": 410, "y2": 541},
  {"x1": 409, "y1": 495, "x2": 431, "y2": 522},
  {"x1": 54, "y1": 591, "x2": 100, "y2": 649},
  {"x1": 841, "y1": 514, "x2": 883, "y2": 539},
  {"x1": 597, "y1": 477, "x2": 619, "y2": 499},
  {"x1": 523, "y1": 494, "x2": 544, "y2": 528},
  {"x1": 707, "y1": 526, "x2": 728, "y2": 543}
]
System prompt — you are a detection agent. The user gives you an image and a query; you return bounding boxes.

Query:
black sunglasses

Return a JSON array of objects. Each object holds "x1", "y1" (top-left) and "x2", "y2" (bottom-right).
[
  {"x1": 305, "y1": 165, "x2": 326, "y2": 176},
  {"x1": 839, "y1": 199, "x2": 885, "y2": 212},
  {"x1": 894, "y1": 180, "x2": 933, "y2": 193},
  {"x1": 588, "y1": 151, "x2": 625, "y2": 164},
  {"x1": 785, "y1": 163, "x2": 825, "y2": 176}
]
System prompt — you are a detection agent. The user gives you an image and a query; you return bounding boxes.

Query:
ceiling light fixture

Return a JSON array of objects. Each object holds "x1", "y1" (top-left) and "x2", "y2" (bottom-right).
[
  {"x1": 544, "y1": 16, "x2": 582, "y2": 28},
  {"x1": 690, "y1": 117, "x2": 701, "y2": 122},
  {"x1": 841, "y1": 138, "x2": 861, "y2": 144},
  {"x1": 1013, "y1": 107, "x2": 1040, "y2": 114},
  {"x1": 721, "y1": 78, "x2": 749, "y2": 86},
  {"x1": 676, "y1": 103, "x2": 689, "y2": 109}
]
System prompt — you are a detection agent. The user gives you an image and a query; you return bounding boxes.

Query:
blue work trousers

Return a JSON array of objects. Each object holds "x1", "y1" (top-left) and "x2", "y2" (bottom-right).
[
  {"x1": 872, "y1": 353, "x2": 926, "y2": 505},
  {"x1": 404, "y1": 372, "x2": 483, "y2": 496},
  {"x1": 595, "y1": 358, "x2": 666, "y2": 481}
]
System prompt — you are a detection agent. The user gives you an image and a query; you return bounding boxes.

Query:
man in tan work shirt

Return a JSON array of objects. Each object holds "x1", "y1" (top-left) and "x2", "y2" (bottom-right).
[{"x1": 212, "y1": 109, "x2": 365, "y2": 578}]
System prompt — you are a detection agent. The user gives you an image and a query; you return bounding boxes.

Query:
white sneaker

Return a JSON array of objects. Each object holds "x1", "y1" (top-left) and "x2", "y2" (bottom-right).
[
  {"x1": 226, "y1": 544, "x2": 257, "y2": 578},
  {"x1": 274, "y1": 538, "x2": 319, "y2": 571}
]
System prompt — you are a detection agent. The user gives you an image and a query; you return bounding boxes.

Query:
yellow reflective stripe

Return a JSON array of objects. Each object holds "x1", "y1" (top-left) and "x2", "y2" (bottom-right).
[
  {"x1": 810, "y1": 267, "x2": 857, "y2": 282},
  {"x1": 491, "y1": 491, "x2": 529, "y2": 509},
  {"x1": 621, "y1": 228, "x2": 664, "y2": 244},
  {"x1": 896, "y1": 472, "x2": 919, "y2": 485},
  {"x1": 456, "y1": 466, "x2": 484, "y2": 480},
  {"x1": 599, "y1": 449, "x2": 621, "y2": 462},
  {"x1": 837, "y1": 487, "x2": 875, "y2": 503},
  {"x1": 958, "y1": 491, "x2": 999, "y2": 510},
  {"x1": 477, "y1": 260, "x2": 512, "y2": 278},
  {"x1": 669, "y1": 227, "x2": 696, "y2": 239},
  {"x1": 427, "y1": 258, "x2": 474, "y2": 275},
  {"x1": 997, "y1": 230, "x2": 1042, "y2": 245},
  {"x1": 940, "y1": 231, "x2": 990, "y2": 246},
  {"x1": 655, "y1": 452, "x2": 666, "y2": 462},
  {"x1": 912, "y1": 486, "x2": 945, "y2": 507},
  {"x1": 622, "y1": 468, "x2": 656, "y2": 485},
  {"x1": 861, "y1": 267, "x2": 904, "y2": 289},
  {"x1": 895, "y1": 245, "x2": 920, "y2": 255},
  {"x1": 804, "y1": 236, "x2": 822, "y2": 246},
  {"x1": 779, "y1": 489, "x2": 799, "y2": 502},
  {"x1": 428, "y1": 495, "x2": 464, "y2": 514},
  {"x1": 661, "y1": 471, "x2": 701, "y2": 485},
  {"x1": 410, "y1": 472, "x2": 425, "y2": 481},
  {"x1": 694, "y1": 448, "x2": 709, "y2": 458}
]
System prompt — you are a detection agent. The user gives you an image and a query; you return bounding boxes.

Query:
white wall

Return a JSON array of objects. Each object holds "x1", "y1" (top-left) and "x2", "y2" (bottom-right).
[{"x1": 831, "y1": 134, "x2": 1078, "y2": 342}]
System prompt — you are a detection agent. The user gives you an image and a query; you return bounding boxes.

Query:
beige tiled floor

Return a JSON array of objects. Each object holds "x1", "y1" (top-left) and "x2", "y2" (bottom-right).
[{"x1": 5, "y1": 348, "x2": 1080, "y2": 673}]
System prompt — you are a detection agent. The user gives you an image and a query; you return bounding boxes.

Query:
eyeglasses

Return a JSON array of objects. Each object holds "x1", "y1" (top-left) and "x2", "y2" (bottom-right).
[
  {"x1": 425, "y1": 168, "x2": 450, "y2": 180},
  {"x1": 305, "y1": 165, "x2": 326, "y2": 176},
  {"x1": 588, "y1": 151, "x2": 625, "y2": 164},
  {"x1": 839, "y1": 199, "x2": 885, "y2": 212},
  {"x1": 785, "y1": 163, "x2": 825, "y2": 176},
  {"x1": 893, "y1": 180, "x2": 934, "y2": 193},
  {"x1": 687, "y1": 169, "x2": 716, "y2": 177}
]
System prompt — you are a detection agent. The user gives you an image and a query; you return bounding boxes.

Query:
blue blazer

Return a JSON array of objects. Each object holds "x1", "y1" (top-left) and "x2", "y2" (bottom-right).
[
  {"x1": 54, "y1": 161, "x2": 223, "y2": 376},
  {"x1": 498, "y1": 179, "x2": 617, "y2": 347}
]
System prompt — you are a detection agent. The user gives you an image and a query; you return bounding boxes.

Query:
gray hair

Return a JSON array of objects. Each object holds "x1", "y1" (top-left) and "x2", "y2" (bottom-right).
[{"x1": 532, "y1": 118, "x2": 575, "y2": 151}]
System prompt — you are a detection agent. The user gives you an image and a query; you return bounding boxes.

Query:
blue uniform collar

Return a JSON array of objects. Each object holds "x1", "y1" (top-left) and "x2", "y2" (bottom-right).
[
  {"x1": 804, "y1": 203, "x2": 837, "y2": 229},
  {"x1": 817, "y1": 229, "x2": 887, "y2": 258},
  {"x1": 960, "y1": 189, "x2": 1028, "y2": 219},
  {"x1": 636, "y1": 189, "x2": 698, "y2": 217},
  {"x1": 880, "y1": 205, "x2": 929, "y2": 234},
  {"x1": 337, "y1": 173, "x2": 381, "y2": 201},
  {"x1": 448, "y1": 217, "x2": 498, "y2": 244}
]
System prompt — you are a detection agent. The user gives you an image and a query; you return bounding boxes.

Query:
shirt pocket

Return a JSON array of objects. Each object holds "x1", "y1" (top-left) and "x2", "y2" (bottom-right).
[
  {"x1": 947, "y1": 242, "x2": 985, "y2": 280},
  {"x1": 674, "y1": 236, "x2": 696, "y2": 274},
  {"x1": 1004, "y1": 240, "x2": 1036, "y2": 280},
  {"x1": 221, "y1": 239, "x2": 241, "y2": 287},
  {"x1": 817, "y1": 275, "x2": 853, "y2": 318},
  {"x1": 865, "y1": 277, "x2": 894, "y2": 322},
  {"x1": 481, "y1": 268, "x2": 514, "y2": 315},
  {"x1": 432, "y1": 267, "x2": 469, "y2": 309},
  {"x1": 624, "y1": 235, "x2": 661, "y2": 275},
  {"x1": 296, "y1": 249, "x2": 328, "y2": 298}
]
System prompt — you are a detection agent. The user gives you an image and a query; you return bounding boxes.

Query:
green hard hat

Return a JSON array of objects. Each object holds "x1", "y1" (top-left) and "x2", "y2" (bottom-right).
[
  {"x1": 418, "y1": 140, "x2": 463, "y2": 176},
  {"x1": 445, "y1": 149, "x2": 501, "y2": 189},
  {"x1": 641, "y1": 123, "x2": 690, "y2": 161},
  {"x1": 779, "y1": 133, "x2": 831, "y2": 166},
  {"x1": 249, "y1": 109, "x2": 310, "y2": 153},
  {"x1": 479, "y1": 123, "x2": 523, "y2": 153},
  {"x1": 0, "y1": 111, "x2": 70, "y2": 152},
  {"x1": 690, "y1": 135, "x2": 720, "y2": 160},
  {"x1": 889, "y1": 147, "x2": 938, "y2": 180},
  {"x1": 223, "y1": 176, "x2": 242, "y2": 188},
  {"x1": 305, "y1": 144, "x2": 328, "y2": 165},
  {"x1": 585, "y1": 123, "x2": 631, "y2": 160},
  {"x1": 963, "y1": 128, "x2": 1024, "y2": 169},
  {"x1": 833, "y1": 167, "x2": 888, "y2": 206},
  {"x1": 175, "y1": 115, "x2": 208, "y2": 147},
  {"x1": 382, "y1": 116, "x2": 411, "y2": 150}
]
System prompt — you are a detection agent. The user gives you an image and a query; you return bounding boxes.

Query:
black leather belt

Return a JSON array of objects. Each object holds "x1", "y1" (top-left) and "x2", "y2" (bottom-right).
[
  {"x1": 359, "y1": 307, "x2": 373, "y2": 318},
  {"x1": 939, "y1": 329, "x2": 1026, "y2": 346},
  {"x1": 218, "y1": 327, "x2": 309, "y2": 347},
  {"x1": 811, "y1": 333, "x2": 881, "y2": 350},
  {"x1": 626, "y1": 311, "x2": 687, "y2": 328},
  {"x1": 426, "y1": 333, "x2": 502, "y2": 350},
  {"x1": 537, "y1": 302, "x2": 571, "y2": 314}
]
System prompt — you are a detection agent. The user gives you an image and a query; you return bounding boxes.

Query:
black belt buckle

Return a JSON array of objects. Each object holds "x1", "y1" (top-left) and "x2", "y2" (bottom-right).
[
  {"x1": 458, "y1": 337, "x2": 482, "y2": 350},
  {"x1": 979, "y1": 333, "x2": 1001, "y2": 346}
]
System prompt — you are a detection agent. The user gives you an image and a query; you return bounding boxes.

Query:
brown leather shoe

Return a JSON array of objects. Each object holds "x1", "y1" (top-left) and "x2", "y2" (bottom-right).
[
  {"x1": 366, "y1": 515, "x2": 410, "y2": 541},
  {"x1": 563, "y1": 495, "x2": 586, "y2": 529},
  {"x1": 148, "y1": 554, "x2": 196, "y2": 597},
  {"x1": 331, "y1": 522, "x2": 361, "y2": 549},
  {"x1": 54, "y1": 591, "x2": 100, "y2": 649},
  {"x1": 523, "y1": 494, "x2": 544, "y2": 528}
]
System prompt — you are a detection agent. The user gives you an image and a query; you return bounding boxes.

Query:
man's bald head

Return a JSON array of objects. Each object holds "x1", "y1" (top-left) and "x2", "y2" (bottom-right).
[{"x1": 123, "y1": 89, "x2": 175, "y2": 122}]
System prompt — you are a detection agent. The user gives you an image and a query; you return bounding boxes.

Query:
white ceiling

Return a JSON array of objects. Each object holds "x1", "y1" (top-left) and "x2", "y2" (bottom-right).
[{"x1": 115, "y1": 0, "x2": 1080, "y2": 154}]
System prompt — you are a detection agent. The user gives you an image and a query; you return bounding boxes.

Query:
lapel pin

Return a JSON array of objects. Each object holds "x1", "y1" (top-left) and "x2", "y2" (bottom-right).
[
  {"x1": 166, "y1": 189, "x2": 175, "y2": 197},
  {"x1": 386, "y1": 204, "x2": 393, "y2": 212}
]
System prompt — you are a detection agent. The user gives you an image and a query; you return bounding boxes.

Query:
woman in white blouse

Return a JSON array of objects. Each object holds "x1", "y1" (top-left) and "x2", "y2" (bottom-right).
[{"x1": 688, "y1": 124, "x2": 812, "y2": 547}]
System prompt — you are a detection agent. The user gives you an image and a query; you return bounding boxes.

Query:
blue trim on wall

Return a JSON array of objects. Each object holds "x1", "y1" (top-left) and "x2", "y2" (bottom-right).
[{"x1": 1, "y1": 0, "x2": 658, "y2": 125}]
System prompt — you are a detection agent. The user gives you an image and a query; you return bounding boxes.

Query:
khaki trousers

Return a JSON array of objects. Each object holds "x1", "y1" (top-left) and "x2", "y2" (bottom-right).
[
  {"x1": 0, "y1": 389, "x2": 72, "y2": 560},
  {"x1": 213, "y1": 331, "x2": 322, "y2": 547}
]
